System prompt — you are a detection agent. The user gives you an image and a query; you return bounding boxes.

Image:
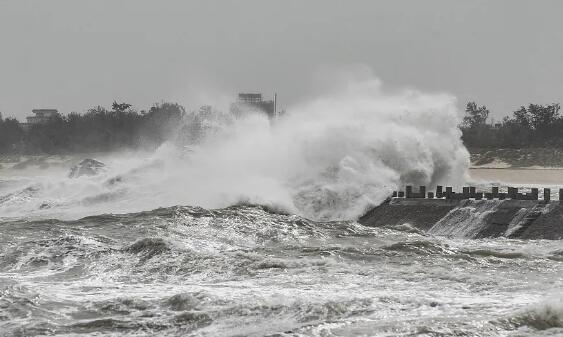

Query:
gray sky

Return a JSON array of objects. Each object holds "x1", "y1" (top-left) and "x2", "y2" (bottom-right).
[{"x1": 1, "y1": 0, "x2": 562, "y2": 121}]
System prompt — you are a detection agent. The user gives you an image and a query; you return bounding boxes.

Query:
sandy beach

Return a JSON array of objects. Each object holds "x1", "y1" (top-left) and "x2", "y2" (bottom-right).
[{"x1": 469, "y1": 167, "x2": 563, "y2": 185}]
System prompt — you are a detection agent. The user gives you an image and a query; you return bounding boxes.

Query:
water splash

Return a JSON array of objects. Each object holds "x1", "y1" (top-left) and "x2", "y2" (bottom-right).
[
  {"x1": 0, "y1": 74, "x2": 469, "y2": 220},
  {"x1": 428, "y1": 200, "x2": 502, "y2": 238}
]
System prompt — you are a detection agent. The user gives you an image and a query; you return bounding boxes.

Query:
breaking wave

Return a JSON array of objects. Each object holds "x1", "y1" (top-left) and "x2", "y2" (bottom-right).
[
  {"x1": 0, "y1": 74, "x2": 469, "y2": 221},
  {"x1": 2, "y1": 203, "x2": 563, "y2": 336},
  {"x1": 500, "y1": 298, "x2": 563, "y2": 331}
]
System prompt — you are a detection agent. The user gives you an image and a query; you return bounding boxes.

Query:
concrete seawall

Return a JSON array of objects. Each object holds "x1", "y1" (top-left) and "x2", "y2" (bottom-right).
[{"x1": 359, "y1": 186, "x2": 563, "y2": 239}]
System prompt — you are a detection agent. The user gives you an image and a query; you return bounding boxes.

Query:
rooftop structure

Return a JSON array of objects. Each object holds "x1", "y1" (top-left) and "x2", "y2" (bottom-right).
[
  {"x1": 26, "y1": 109, "x2": 60, "y2": 125},
  {"x1": 19, "y1": 109, "x2": 60, "y2": 131},
  {"x1": 230, "y1": 93, "x2": 277, "y2": 119},
  {"x1": 238, "y1": 93, "x2": 263, "y2": 104}
]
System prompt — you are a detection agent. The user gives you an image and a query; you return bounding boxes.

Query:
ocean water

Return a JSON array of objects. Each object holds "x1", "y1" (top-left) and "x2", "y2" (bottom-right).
[
  {"x1": 1, "y1": 204, "x2": 562, "y2": 336},
  {"x1": 1, "y1": 77, "x2": 561, "y2": 336}
]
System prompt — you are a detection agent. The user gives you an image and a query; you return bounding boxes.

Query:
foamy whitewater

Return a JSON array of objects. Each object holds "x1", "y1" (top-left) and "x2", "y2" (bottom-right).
[
  {"x1": 1, "y1": 77, "x2": 562, "y2": 336},
  {"x1": 0, "y1": 77, "x2": 468, "y2": 221}
]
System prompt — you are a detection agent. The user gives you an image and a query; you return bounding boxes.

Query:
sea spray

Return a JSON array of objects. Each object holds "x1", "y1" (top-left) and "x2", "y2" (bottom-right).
[{"x1": 0, "y1": 75, "x2": 469, "y2": 220}]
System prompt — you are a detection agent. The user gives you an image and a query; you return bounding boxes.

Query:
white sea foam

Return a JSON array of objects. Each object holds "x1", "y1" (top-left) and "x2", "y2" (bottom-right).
[
  {"x1": 0, "y1": 73, "x2": 469, "y2": 220},
  {"x1": 507, "y1": 297, "x2": 563, "y2": 331}
]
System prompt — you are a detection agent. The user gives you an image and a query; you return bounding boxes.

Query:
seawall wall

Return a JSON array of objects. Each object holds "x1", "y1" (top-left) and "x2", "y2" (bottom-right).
[{"x1": 359, "y1": 186, "x2": 563, "y2": 239}]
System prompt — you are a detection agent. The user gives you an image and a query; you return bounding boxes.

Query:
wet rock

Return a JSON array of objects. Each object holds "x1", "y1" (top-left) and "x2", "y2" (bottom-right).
[{"x1": 68, "y1": 159, "x2": 106, "y2": 178}]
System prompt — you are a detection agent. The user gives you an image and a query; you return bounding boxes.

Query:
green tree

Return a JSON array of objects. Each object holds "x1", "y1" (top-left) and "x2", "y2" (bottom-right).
[
  {"x1": 462, "y1": 102, "x2": 489, "y2": 128},
  {"x1": 527, "y1": 103, "x2": 560, "y2": 131},
  {"x1": 0, "y1": 117, "x2": 24, "y2": 152},
  {"x1": 112, "y1": 101, "x2": 132, "y2": 113}
]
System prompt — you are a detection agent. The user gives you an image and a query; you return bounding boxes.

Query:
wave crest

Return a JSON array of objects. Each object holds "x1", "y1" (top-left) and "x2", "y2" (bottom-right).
[
  {"x1": 498, "y1": 298, "x2": 563, "y2": 331},
  {"x1": 0, "y1": 73, "x2": 468, "y2": 221}
]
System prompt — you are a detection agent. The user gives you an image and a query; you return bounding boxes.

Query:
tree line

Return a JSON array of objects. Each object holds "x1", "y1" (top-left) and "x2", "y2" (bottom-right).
[
  {"x1": 0, "y1": 102, "x2": 184, "y2": 154},
  {"x1": 3, "y1": 99, "x2": 562, "y2": 154},
  {"x1": 461, "y1": 101, "x2": 562, "y2": 148}
]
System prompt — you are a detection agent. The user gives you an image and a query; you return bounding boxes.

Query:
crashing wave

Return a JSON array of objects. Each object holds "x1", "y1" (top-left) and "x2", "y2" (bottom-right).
[{"x1": 0, "y1": 74, "x2": 469, "y2": 221}]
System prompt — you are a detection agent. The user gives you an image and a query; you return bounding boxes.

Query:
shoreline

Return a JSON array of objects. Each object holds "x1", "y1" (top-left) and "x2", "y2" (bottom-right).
[
  {"x1": 470, "y1": 166, "x2": 563, "y2": 170},
  {"x1": 469, "y1": 167, "x2": 563, "y2": 185}
]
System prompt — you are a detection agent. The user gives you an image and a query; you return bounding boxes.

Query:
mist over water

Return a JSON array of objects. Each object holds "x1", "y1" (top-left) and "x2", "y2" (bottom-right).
[{"x1": 0, "y1": 76, "x2": 469, "y2": 220}]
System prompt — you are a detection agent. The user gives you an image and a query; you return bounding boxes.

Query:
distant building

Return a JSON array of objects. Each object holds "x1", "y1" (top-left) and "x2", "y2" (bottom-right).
[
  {"x1": 230, "y1": 93, "x2": 277, "y2": 119},
  {"x1": 26, "y1": 109, "x2": 60, "y2": 124},
  {"x1": 20, "y1": 109, "x2": 60, "y2": 130}
]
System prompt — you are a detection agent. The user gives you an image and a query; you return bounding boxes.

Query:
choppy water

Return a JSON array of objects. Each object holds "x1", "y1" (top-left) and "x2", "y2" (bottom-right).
[{"x1": 1, "y1": 205, "x2": 563, "y2": 336}]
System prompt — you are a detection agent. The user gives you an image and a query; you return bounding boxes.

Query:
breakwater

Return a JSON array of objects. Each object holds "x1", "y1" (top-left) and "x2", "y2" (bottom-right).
[
  {"x1": 393, "y1": 185, "x2": 561, "y2": 202},
  {"x1": 360, "y1": 185, "x2": 563, "y2": 239}
]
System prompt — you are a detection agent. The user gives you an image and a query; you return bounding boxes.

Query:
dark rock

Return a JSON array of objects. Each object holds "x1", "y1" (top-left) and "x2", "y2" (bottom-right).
[{"x1": 68, "y1": 159, "x2": 106, "y2": 178}]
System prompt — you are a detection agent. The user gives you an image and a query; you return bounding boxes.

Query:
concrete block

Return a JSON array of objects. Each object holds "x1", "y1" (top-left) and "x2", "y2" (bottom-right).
[
  {"x1": 436, "y1": 185, "x2": 443, "y2": 198},
  {"x1": 427, "y1": 192, "x2": 434, "y2": 199},
  {"x1": 544, "y1": 188, "x2": 551, "y2": 203},
  {"x1": 531, "y1": 188, "x2": 539, "y2": 200},
  {"x1": 463, "y1": 187, "x2": 470, "y2": 199},
  {"x1": 492, "y1": 186, "x2": 499, "y2": 198},
  {"x1": 418, "y1": 186, "x2": 426, "y2": 198},
  {"x1": 508, "y1": 187, "x2": 518, "y2": 199},
  {"x1": 398, "y1": 191, "x2": 405, "y2": 198},
  {"x1": 445, "y1": 187, "x2": 453, "y2": 199},
  {"x1": 406, "y1": 186, "x2": 413, "y2": 198},
  {"x1": 392, "y1": 191, "x2": 398, "y2": 197}
]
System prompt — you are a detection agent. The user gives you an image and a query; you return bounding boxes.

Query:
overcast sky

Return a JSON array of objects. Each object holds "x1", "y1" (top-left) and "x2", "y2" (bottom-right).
[{"x1": 1, "y1": 0, "x2": 562, "y2": 120}]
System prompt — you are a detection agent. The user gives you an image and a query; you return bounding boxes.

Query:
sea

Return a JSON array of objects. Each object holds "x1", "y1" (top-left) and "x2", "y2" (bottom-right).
[
  {"x1": 0, "y1": 142, "x2": 562, "y2": 336},
  {"x1": 1, "y1": 186, "x2": 562, "y2": 336}
]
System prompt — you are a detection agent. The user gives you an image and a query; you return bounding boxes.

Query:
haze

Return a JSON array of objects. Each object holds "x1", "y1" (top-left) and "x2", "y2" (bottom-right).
[{"x1": 1, "y1": 0, "x2": 562, "y2": 120}]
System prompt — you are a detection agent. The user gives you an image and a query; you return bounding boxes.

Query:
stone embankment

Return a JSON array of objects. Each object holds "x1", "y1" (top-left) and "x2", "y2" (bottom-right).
[{"x1": 359, "y1": 185, "x2": 563, "y2": 239}]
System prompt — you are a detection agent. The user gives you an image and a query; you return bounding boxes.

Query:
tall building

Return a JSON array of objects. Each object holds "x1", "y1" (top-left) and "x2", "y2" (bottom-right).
[{"x1": 230, "y1": 93, "x2": 277, "y2": 119}]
